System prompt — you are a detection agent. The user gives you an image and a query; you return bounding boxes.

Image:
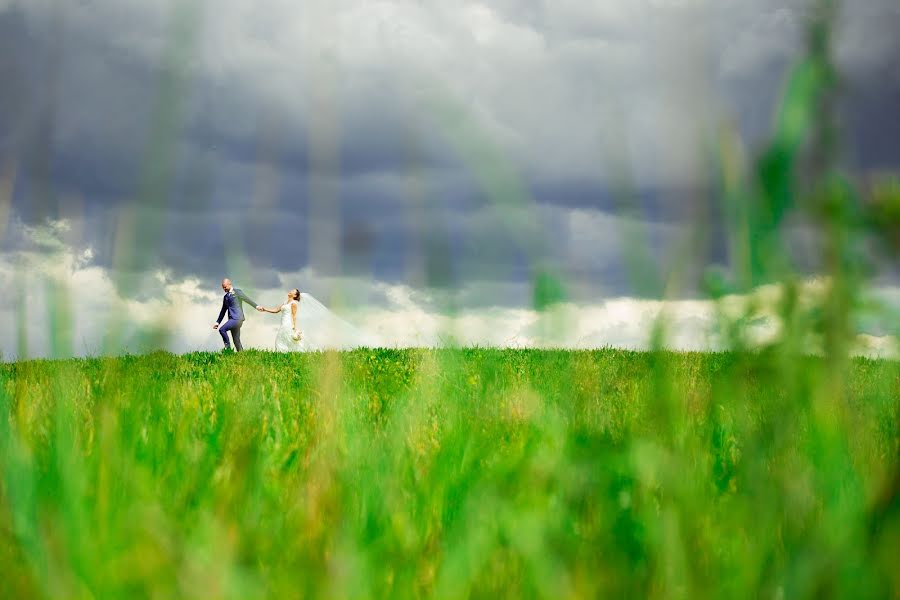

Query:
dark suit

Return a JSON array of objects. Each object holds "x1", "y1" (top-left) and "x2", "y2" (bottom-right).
[{"x1": 216, "y1": 288, "x2": 258, "y2": 351}]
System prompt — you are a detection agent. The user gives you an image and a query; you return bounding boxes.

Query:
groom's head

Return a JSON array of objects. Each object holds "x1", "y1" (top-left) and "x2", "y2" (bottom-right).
[{"x1": 222, "y1": 278, "x2": 233, "y2": 293}]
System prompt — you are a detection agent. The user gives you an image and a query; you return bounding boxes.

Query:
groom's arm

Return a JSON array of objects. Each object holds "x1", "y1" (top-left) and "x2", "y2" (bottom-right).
[
  {"x1": 234, "y1": 288, "x2": 260, "y2": 310},
  {"x1": 216, "y1": 299, "x2": 227, "y2": 324}
]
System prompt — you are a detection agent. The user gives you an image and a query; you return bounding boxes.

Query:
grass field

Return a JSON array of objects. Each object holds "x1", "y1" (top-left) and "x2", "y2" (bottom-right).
[{"x1": 1, "y1": 349, "x2": 897, "y2": 598}]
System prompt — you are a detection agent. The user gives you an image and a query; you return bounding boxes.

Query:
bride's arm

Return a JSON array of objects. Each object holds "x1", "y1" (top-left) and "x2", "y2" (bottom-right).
[
  {"x1": 260, "y1": 306, "x2": 280, "y2": 314},
  {"x1": 291, "y1": 301, "x2": 298, "y2": 330}
]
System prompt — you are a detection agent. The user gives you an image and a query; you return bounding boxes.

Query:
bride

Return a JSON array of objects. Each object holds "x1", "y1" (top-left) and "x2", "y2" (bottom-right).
[
  {"x1": 258, "y1": 288, "x2": 381, "y2": 352},
  {"x1": 259, "y1": 288, "x2": 305, "y2": 352}
]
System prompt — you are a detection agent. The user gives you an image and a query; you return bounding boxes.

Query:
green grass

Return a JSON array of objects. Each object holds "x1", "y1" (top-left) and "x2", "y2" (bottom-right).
[{"x1": 1, "y1": 349, "x2": 897, "y2": 598}]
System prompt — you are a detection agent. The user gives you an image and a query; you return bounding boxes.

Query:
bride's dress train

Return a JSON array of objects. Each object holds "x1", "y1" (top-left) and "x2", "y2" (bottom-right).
[{"x1": 275, "y1": 293, "x2": 380, "y2": 352}]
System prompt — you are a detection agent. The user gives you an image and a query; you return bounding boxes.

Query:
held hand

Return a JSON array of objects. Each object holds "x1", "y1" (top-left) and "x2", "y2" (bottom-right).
[
  {"x1": 213, "y1": 323, "x2": 219, "y2": 330},
  {"x1": 256, "y1": 306, "x2": 264, "y2": 312}
]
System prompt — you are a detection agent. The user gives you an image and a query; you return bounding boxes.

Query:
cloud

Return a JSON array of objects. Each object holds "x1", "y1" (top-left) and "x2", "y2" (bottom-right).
[
  {"x1": 2, "y1": 225, "x2": 897, "y2": 362},
  {"x1": 1, "y1": 0, "x2": 898, "y2": 306},
  {"x1": 3, "y1": 0, "x2": 898, "y2": 184}
]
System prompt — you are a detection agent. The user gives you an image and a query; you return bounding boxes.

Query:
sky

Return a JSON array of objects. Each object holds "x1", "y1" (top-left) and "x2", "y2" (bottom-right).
[{"x1": 1, "y1": 0, "x2": 898, "y2": 359}]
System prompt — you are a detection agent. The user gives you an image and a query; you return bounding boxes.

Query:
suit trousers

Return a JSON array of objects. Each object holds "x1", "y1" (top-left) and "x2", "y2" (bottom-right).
[{"x1": 218, "y1": 319, "x2": 245, "y2": 351}]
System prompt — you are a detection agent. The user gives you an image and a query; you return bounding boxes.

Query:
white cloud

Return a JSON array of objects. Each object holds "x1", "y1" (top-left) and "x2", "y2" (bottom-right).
[{"x1": 2, "y1": 226, "x2": 897, "y2": 361}]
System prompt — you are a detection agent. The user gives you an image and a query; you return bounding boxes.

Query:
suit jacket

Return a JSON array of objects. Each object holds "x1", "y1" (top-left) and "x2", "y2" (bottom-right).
[{"x1": 217, "y1": 288, "x2": 258, "y2": 323}]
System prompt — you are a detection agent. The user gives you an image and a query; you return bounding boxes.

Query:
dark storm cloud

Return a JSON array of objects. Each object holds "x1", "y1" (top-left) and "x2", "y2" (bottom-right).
[
  {"x1": 838, "y1": 4, "x2": 900, "y2": 171},
  {"x1": 1, "y1": 0, "x2": 898, "y2": 305},
  {"x1": 0, "y1": 10, "x2": 29, "y2": 153}
]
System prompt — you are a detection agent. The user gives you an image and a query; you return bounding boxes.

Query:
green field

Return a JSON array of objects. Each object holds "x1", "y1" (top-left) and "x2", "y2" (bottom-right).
[{"x1": 1, "y1": 349, "x2": 897, "y2": 598}]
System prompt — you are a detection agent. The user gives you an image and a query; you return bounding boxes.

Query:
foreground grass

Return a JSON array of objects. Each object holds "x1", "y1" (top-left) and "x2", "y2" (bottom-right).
[{"x1": 0, "y1": 349, "x2": 898, "y2": 598}]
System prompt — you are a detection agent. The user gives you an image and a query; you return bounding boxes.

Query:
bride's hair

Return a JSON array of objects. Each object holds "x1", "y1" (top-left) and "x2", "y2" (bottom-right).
[{"x1": 290, "y1": 289, "x2": 301, "y2": 301}]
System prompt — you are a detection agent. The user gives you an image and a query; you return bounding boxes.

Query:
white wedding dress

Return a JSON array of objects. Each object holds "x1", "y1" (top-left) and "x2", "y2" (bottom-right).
[
  {"x1": 274, "y1": 299, "x2": 305, "y2": 352},
  {"x1": 274, "y1": 293, "x2": 381, "y2": 352}
]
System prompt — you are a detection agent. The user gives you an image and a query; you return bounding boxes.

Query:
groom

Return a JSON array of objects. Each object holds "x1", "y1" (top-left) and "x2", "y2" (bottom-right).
[{"x1": 213, "y1": 278, "x2": 262, "y2": 352}]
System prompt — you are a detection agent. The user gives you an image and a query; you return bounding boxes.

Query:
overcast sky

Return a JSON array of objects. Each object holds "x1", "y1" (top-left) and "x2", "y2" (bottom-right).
[{"x1": 1, "y1": 0, "x2": 898, "y2": 358}]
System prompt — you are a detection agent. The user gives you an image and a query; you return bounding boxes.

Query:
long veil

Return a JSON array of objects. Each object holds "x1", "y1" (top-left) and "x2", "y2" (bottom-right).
[{"x1": 295, "y1": 293, "x2": 381, "y2": 351}]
